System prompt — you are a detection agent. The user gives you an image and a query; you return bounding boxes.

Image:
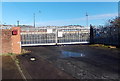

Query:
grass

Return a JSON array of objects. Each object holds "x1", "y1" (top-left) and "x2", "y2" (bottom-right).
[
  {"x1": 14, "y1": 57, "x2": 20, "y2": 64},
  {"x1": 1, "y1": 49, "x2": 31, "y2": 56},
  {"x1": 89, "y1": 44, "x2": 116, "y2": 48},
  {"x1": 0, "y1": 53, "x2": 15, "y2": 56},
  {"x1": 21, "y1": 49, "x2": 31, "y2": 54}
]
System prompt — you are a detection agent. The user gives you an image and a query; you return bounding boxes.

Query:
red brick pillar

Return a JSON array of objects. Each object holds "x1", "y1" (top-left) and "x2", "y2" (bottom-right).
[{"x1": 11, "y1": 27, "x2": 21, "y2": 54}]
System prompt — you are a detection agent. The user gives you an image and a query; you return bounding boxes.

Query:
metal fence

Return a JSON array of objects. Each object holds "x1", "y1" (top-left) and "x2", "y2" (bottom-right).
[
  {"x1": 21, "y1": 27, "x2": 90, "y2": 46},
  {"x1": 93, "y1": 26, "x2": 120, "y2": 46},
  {"x1": 0, "y1": 26, "x2": 12, "y2": 29}
]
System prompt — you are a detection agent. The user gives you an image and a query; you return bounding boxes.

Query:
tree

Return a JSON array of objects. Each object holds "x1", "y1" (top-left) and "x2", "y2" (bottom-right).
[{"x1": 108, "y1": 17, "x2": 120, "y2": 27}]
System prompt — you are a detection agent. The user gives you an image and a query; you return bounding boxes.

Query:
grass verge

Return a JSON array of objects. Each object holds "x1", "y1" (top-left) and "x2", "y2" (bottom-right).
[{"x1": 89, "y1": 44, "x2": 116, "y2": 49}]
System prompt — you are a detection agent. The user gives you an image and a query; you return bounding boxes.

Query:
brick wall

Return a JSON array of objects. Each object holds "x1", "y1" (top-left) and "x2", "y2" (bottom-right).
[
  {"x1": 1, "y1": 27, "x2": 21, "y2": 54},
  {"x1": 11, "y1": 27, "x2": 21, "y2": 54},
  {"x1": 1, "y1": 29, "x2": 12, "y2": 54}
]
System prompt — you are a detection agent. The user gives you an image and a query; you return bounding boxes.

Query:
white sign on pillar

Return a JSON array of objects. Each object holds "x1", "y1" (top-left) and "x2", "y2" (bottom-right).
[
  {"x1": 58, "y1": 32, "x2": 63, "y2": 37},
  {"x1": 47, "y1": 29, "x2": 53, "y2": 33}
]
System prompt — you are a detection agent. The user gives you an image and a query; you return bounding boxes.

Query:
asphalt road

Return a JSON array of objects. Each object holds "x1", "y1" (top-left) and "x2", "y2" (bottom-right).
[{"x1": 18, "y1": 45, "x2": 120, "y2": 80}]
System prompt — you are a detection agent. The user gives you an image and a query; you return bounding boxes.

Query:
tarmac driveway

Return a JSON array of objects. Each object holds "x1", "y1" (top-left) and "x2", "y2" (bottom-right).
[{"x1": 18, "y1": 45, "x2": 120, "y2": 80}]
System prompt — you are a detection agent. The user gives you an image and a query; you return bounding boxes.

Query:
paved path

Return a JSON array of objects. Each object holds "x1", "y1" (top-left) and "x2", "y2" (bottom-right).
[{"x1": 2, "y1": 56, "x2": 23, "y2": 80}]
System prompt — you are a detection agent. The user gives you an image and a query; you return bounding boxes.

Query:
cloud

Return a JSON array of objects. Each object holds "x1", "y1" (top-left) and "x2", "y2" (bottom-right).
[
  {"x1": 88, "y1": 13, "x2": 118, "y2": 20},
  {"x1": 27, "y1": 13, "x2": 118, "y2": 26}
]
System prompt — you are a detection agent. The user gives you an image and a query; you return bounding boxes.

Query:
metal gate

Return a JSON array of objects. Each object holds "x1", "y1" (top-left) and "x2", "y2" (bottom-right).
[{"x1": 21, "y1": 27, "x2": 90, "y2": 46}]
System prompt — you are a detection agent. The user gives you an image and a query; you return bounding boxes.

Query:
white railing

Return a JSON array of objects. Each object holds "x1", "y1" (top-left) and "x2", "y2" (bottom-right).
[{"x1": 0, "y1": 26, "x2": 13, "y2": 29}]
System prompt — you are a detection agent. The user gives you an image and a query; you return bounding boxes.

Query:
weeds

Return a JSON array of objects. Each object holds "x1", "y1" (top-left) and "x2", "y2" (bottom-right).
[
  {"x1": 0, "y1": 53, "x2": 15, "y2": 56},
  {"x1": 89, "y1": 44, "x2": 116, "y2": 48},
  {"x1": 15, "y1": 58, "x2": 20, "y2": 64},
  {"x1": 7, "y1": 53, "x2": 14, "y2": 56},
  {"x1": 21, "y1": 49, "x2": 31, "y2": 54}
]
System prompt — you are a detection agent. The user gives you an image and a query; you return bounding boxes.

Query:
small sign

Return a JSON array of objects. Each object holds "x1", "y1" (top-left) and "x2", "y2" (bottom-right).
[
  {"x1": 47, "y1": 29, "x2": 53, "y2": 33},
  {"x1": 12, "y1": 30, "x2": 18, "y2": 35},
  {"x1": 58, "y1": 32, "x2": 63, "y2": 37}
]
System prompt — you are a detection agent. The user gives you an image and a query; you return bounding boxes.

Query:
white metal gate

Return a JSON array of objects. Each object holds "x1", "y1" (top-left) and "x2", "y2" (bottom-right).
[{"x1": 21, "y1": 27, "x2": 90, "y2": 46}]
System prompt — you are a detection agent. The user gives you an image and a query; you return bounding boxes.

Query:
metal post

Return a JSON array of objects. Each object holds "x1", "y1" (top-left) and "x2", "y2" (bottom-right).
[
  {"x1": 55, "y1": 27, "x2": 58, "y2": 45},
  {"x1": 34, "y1": 13, "x2": 35, "y2": 28},
  {"x1": 118, "y1": 1, "x2": 120, "y2": 47},
  {"x1": 17, "y1": 20, "x2": 19, "y2": 27},
  {"x1": 86, "y1": 12, "x2": 88, "y2": 27},
  {"x1": 118, "y1": 1, "x2": 120, "y2": 17}
]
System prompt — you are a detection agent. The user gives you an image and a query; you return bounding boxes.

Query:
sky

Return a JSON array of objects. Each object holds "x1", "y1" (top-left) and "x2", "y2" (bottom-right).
[
  {"x1": 2, "y1": 0, "x2": 120, "y2": 2},
  {"x1": 2, "y1": 2, "x2": 119, "y2": 26}
]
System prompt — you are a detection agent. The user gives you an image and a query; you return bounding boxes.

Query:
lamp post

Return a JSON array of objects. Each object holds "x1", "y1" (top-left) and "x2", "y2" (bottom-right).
[
  {"x1": 33, "y1": 13, "x2": 35, "y2": 27},
  {"x1": 33, "y1": 11, "x2": 41, "y2": 28},
  {"x1": 118, "y1": 1, "x2": 120, "y2": 17},
  {"x1": 86, "y1": 12, "x2": 88, "y2": 27},
  {"x1": 17, "y1": 20, "x2": 19, "y2": 27}
]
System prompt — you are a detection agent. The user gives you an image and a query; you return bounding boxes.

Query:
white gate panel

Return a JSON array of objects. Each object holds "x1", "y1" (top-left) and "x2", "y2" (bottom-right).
[{"x1": 21, "y1": 27, "x2": 90, "y2": 46}]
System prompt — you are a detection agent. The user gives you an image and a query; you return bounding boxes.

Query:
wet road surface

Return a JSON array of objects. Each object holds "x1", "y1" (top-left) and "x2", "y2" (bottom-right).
[{"x1": 19, "y1": 45, "x2": 120, "y2": 79}]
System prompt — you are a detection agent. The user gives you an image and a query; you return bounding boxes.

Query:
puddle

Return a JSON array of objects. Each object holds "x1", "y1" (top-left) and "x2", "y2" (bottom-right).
[{"x1": 60, "y1": 50, "x2": 85, "y2": 58}]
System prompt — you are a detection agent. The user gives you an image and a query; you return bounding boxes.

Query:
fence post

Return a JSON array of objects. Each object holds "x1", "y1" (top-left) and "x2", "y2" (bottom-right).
[
  {"x1": 90, "y1": 24, "x2": 94, "y2": 44},
  {"x1": 118, "y1": 26, "x2": 120, "y2": 47},
  {"x1": 55, "y1": 27, "x2": 58, "y2": 45}
]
